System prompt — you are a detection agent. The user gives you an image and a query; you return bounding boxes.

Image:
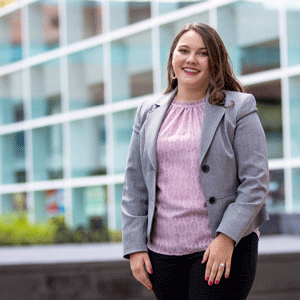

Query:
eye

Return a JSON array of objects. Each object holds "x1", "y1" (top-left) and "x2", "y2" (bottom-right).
[
  {"x1": 199, "y1": 51, "x2": 208, "y2": 57},
  {"x1": 179, "y1": 49, "x2": 188, "y2": 54}
]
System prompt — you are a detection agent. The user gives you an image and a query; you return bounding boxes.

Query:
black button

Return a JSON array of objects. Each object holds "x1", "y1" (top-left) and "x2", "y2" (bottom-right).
[
  {"x1": 209, "y1": 197, "x2": 216, "y2": 204},
  {"x1": 202, "y1": 165, "x2": 210, "y2": 173}
]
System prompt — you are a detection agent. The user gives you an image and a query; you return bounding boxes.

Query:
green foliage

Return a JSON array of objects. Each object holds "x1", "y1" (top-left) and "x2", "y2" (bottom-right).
[{"x1": 0, "y1": 213, "x2": 122, "y2": 246}]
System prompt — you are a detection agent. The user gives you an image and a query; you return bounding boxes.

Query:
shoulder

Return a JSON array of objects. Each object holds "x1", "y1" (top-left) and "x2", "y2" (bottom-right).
[
  {"x1": 224, "y1": 91, "x2": 257, "y2": 120},
  {"x1": 136, "y1": 90, "x2": 174, "y2": 119}
]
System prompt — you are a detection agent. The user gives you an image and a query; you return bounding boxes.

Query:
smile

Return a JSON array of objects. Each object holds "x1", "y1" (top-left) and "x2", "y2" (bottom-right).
[{"x1": 183, "y1": 68, "x2": 200, "y2": 75}]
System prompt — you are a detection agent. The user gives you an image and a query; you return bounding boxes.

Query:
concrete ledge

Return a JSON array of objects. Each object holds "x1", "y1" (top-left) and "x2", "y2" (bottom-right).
[
  {"x1": 1, "y1": 234, "x2": 300, "y2": 266},
  {"x1": 0, "y1": 235, "x2": 299, "y2": 299}
]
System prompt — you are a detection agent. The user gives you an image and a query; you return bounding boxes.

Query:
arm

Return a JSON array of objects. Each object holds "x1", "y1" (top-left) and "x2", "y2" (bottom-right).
[
  {"x1": 122, "y1": 102, "x2": 149, "y2": 259},
  {"x1": 202, "y1": 94, "x2": 269, "y2": 285},
  {"x1": 122, "y1": 103, "x2": 154, "y2": 292},
  {"x1": 216, "y1": 94, "x2": 269, "y2": 243}
]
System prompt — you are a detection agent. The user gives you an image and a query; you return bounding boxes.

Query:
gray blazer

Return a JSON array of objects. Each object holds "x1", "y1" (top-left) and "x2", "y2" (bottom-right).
[{"x1": 122, "y1": 88, "x2": 269, "y2": 259}]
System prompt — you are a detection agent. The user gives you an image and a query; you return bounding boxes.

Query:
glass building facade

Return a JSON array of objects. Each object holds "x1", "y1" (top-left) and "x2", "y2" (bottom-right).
[{"x1": 0, "y1": 0, "x2": 299, "y2": 232}]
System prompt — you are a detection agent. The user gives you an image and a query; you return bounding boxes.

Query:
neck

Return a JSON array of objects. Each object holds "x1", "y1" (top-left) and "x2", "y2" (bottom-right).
[{"x1": 176, "y1": 84, "x2": 208, "y2": 102}]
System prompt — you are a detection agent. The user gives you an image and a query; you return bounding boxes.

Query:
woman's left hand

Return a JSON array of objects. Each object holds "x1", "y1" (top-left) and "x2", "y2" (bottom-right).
[{"x1": 201, "y1": 233, "x2": 234, "y2": 286}]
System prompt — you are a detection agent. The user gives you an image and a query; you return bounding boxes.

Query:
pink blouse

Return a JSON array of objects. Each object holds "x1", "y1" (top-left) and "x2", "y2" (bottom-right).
[
  {"x1": 147, "y1": 98, "x2": 214, "y2": 255},
  {"x1": 147, "y1": 97, "x2": 260, "y2": 256}
]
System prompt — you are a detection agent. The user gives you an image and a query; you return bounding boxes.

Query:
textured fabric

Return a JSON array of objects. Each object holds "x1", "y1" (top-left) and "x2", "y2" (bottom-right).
[
  {"x1": 147, "y1": 98, "x2": 214, "y2": 255},
  {"x1": 121, "y1": 88, "x2": 269, "y2": 259},
  {"x1": 148, "y1": 232, "x2": 258, "y2": 300}
]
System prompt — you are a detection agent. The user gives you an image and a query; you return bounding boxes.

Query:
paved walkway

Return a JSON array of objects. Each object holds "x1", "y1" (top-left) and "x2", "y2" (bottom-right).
[{"x1": 0, "y1": 234, "x2": 299, "y2": 266}]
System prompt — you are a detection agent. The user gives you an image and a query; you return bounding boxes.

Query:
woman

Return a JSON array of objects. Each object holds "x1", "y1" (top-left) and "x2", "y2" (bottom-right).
[{"x1": 122, "y1": 23, "x2": 269, "y2": 300}]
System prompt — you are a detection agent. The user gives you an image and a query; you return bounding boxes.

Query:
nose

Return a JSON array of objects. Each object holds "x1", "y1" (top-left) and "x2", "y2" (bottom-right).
[{"x1": 186, "y1": 53, "x2": 197, "y2": 64}]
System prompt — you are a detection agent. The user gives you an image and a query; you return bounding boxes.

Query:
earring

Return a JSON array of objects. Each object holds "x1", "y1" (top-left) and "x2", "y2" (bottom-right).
[{"x1": 171, "y1": 68, "x2": 176, "y2": 80}]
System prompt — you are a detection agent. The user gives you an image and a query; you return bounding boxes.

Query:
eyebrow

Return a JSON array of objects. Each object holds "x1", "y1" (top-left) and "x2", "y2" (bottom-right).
[{"x1": 178, "y1": 45, "x2": 207, "y2": 50}]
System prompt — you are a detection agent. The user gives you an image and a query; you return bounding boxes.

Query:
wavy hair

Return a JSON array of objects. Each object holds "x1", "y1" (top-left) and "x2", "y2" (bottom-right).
[{"x1": 164, "y1": 23, "x2": 244, "y2": 106}]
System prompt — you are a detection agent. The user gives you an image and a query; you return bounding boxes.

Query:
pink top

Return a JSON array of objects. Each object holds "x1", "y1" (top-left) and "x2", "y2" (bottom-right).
[
  {"x1": 147, "y1": 98, "x2": 214, "y2": 255},
  {"x1": 147, "y1": 97, "x2": 260, "y2": 256}
]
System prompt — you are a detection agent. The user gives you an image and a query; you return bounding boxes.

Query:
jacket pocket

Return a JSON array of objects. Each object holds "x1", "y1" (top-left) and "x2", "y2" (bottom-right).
[{"x1": 215, "y1": 191, "x2": 237, "y2": 200}]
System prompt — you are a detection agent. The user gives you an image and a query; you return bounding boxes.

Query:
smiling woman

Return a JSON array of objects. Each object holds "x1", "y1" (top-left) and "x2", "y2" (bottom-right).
[{"x1": 122, "y1": 22, "x2": 269, "y2": 300}]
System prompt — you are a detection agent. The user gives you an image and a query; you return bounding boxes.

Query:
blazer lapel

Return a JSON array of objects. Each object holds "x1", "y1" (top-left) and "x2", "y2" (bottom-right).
[
  {"x1": 199, "y1": 92, "x2": 226, "y2": 164},
  {"x1": 145, "y1": 88, "x2": 178, "y2": 169}
]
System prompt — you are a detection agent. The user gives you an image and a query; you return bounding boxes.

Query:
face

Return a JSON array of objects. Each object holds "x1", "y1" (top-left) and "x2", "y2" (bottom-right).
[{"x1": 172, "y1": 30, "x2": 210, "y2": 91}]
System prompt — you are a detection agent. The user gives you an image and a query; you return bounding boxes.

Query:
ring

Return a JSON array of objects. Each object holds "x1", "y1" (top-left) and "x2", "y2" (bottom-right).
[{"x1": 219, "y1": 263, "x2": 225, "y2": 267}]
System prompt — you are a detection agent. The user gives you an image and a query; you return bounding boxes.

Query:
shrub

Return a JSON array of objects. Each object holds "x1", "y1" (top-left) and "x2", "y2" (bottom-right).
[{"x1": 0, "y1": 213, "x2": 122, "y2": 246}]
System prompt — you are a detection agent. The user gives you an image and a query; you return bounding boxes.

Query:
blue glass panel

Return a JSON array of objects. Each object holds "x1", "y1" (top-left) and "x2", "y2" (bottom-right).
[
  {"x1": 1, "y1": 131, "x2": 26, "y2": 184},
  {"x1": 110, "y1": 1, "x2": 151, "y2": 30},
  {"x1": 113, "y1": 109, "x2": 136, "y2": 174},
  {"x1": 31, "y1": 59, "x2": 61, "y2": 119},
  {"x1": 266, "y1": 169, "x2": 285, "y2": 213},
  {"x1": 66, "y1": 0, "x2": 102, "y2": 44},
  {"x1": 111, "y1": 31, "x2": 153, "y2": 102},
  {"x1": 289, "y1": 76, "x2": 300, "y2": 157},
  {"x1": 70, "y1": 116, "x2": 106, "y2": 178},
  {"x1": 28, "y1": 0, "x2": 60, "y2": 56},
  {"x1": 286, "y1": 1, "x2": 300, "y2": 66},
  {"x1": 115, "y1": 184, "x2": 123, "y2": 230},
  {"x1": 0, "y1": 71, "x2": 24, "y2": 125},
  {"x1": 0, "y1": 10, "x2": 23, "y2": 65},
  {"x1": 218, "y1": 1, "x2": 280, "y2": 76},
  {"x1": 32, "y1": 125, "x2": 63, "y2": 181},
  {"x1": 292, "y1": 168, "x2": 300, "y2": 212},
  {"x1": 72, "y1": 186, "x2": 108, "y2": 229},
  {"x1": 246, "y1": 80, "x2": 283, "y2": 159},
  {"x1": 68, "y1": 46, "x2": 104, "y2": 110}
]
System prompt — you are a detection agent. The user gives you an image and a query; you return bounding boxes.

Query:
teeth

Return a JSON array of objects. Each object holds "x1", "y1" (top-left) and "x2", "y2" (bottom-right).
[{"x1": 183, "y1": 68, "x2": 199, "y2": 73}]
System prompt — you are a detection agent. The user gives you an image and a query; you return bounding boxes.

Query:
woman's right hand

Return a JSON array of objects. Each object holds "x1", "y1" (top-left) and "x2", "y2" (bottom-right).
[{"x1": 129, "y1": 251, "x2": 153, "y2": 291}]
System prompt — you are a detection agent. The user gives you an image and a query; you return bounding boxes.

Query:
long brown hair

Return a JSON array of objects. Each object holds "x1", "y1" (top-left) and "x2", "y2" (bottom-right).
[{"x1": 164, "y1": 23, "x2": 244, "y2": 106}]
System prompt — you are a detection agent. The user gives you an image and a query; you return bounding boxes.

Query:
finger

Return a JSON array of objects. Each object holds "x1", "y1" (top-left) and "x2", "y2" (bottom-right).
[
  {"x1": 205, "y1": 257, "x2": 213, "y2": 281},
  {"x1": 202, "y1": 247, "x2": 210, "y2": 264},
  {"x1": 144, "y1": 255, "x2": 153, "y2": 274},
  {"x1": 214, "y1": 263, "x2": 225, "y2": 284},
  {"x1": 134, "y1": 268, "x2": 153, "y2": 290},
  {"x1": 225, "y1": 260, "x2": 231, "y2": 279},
  {"x1": 208, "y1": 262, "x2": 220, "y2": 285}
]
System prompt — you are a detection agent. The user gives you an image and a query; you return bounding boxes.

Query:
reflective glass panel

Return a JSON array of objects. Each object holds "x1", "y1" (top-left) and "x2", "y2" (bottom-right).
[
  {"x1": 1, "y1": 131, "x2": 26, "y2": 184},
  {"x1": 32, "y1": 125, "x2": 63, "y2": 181},
  {"x1": 70, "y1": 116, "x2": 106, "y2": 177},
  {"x1": 0, "y1": 9, "x2": 22, "y2": 65},
  {"x1": 218, "y1": 1, "x2": 280, "y2": 76},
  {"x1": 66, "y1": 0, "x2": 102, "y2": 44},
  {"x1": 266, "y1": 169, "x2": 285, "y2": 213},
  {"x1": 28, "y1": 0, "x2": 60, "y2": 56},
  {"x1": 110, "y1": 1, "x2": 151, "y2": 30},
  {"x1": 31, "y1": 59, "x2": 61, "y2": 119},
  {"x1": 68, "y1": 46, "x2": 104, "y2": 111},
  {"x1": 0, "y1": 71, "x2": 24, "y2": 125},
  {"x1": 246, "y1": 81, "x2": 283, "y2": 159},
  {"x1": 292, "y1": 168, "x2": 300, "y2": 212},
  {"x1": 289, "y1": 76, "x2": 300, "y2": 157},
  {"x1": 111, "y1": 30, "x2": 153, "y2": 102},
  {"x1": 159, "y1": 13, "x2": 209, "y2": 91},
  {"x1": 1, "y1": 193, "x2": 27, "y2": 214},
  {"x1": 286, "y1": 1, "x2": 300, "y2": 66},
  {"x1": 158, "y1": 1, "x2": 207, "y2": 15},
  {"x1": 72, "y1": 185, "x2": 107, "y2": 229},
  {"x1": 34, "y1": 189, "x2": 65, "y2": 223},
  {"x1": 113, "y1": 109, "x2": 136, "y2": 174},
  {"x1": 115, "y1": 184, "x2": 123, "y2": 230}
]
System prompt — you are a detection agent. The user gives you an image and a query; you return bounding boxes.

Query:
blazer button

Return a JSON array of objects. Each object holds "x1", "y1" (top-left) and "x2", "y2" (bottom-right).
[
  {"x1": 209, "y1": 197, "x2": 216, "y2": 204},
  {"x1": 202, "y1": 165, "x2": 210, "y2": 173}
]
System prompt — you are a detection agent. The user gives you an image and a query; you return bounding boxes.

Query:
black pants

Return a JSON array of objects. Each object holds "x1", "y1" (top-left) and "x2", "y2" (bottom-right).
[{"x1": 148, "y1": 232, "x2": 258, "y2": 300}]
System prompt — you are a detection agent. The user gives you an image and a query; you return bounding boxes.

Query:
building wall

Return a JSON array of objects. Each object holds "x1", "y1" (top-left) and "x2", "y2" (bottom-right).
[{"x1": 0, "y1": 0, "x2": 299, "y2": 232}]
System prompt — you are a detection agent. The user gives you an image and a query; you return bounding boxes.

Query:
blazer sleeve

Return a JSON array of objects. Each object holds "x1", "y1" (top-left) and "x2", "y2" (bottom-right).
[
  {"x1": 216, "y1": 94, "x2": 269, "y2": 245},
  {"x1": 122, "y1": 102, "x2": 149, "y2": 259}
]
